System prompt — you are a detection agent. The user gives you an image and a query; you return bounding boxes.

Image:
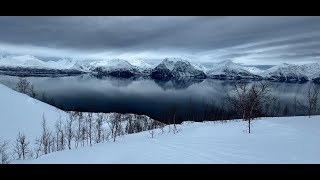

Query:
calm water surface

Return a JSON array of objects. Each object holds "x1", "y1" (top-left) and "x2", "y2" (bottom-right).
[{"x1": 0, "y1": 75, "x2": 312, "y2": 121}]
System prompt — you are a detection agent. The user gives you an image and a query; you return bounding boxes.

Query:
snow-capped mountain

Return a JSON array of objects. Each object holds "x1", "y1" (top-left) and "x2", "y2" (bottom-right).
[
  {"x1": 0, "y1": 55, "x2": 87, "y2": 71},
  {"x1": 89, "y1": 59, "x2": 141, "y2": 78},
  {"x1": 127, "y1": 59, "x2": 153, "y2": 69},
  {"x1": 0, "y1": 55, "x2": 47, "y2": 68},
  {"x1": 172, "y1": 60, "x2": 206, "y2": 78},
  {"x1": 191, "y1": 63, "x2": 209, "y2": 73},
  {"x1": 151, "y1": 58, "x2": 206, "y2": 79},
  {"x1": 206, "y1": 60, "x2": 261, "y2": 78},
  {"x1": 261, "y1": 63, "x2": 320, "y2": 82},
  {"x1": 0, "y1": 55, "x2": 145, "y2": 77},
  {"x1": 0, "y1": 55, "x2": 88, "y2": 77},
  {"x1": 243, "y1": 66, "x2": 264, "y2": 75},
  {"x1": 1, "y1": 53, "x2": 319, "y2": 83}
]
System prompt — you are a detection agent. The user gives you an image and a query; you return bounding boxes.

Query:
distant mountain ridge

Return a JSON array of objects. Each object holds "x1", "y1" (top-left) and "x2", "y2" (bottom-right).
[
  {"x1": 151, "y1": 58, "x2": 206, "y2": 79},
  {"x1": 1, "y1": 53, "x2": 320, "y2": 83}
]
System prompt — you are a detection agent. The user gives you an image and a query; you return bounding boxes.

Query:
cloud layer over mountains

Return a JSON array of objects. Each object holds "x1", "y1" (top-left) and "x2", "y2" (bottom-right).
[{"x1": 0, "y1": 16, "x2": 319, "y2": 65}]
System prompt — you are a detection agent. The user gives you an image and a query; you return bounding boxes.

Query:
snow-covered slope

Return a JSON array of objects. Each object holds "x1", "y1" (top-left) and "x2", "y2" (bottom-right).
[
  {"x1": 207, "y1": 60, "x2": 258, "y2": 76},
  {"x1": 151, "y1": 58, "x2": 206, "y2": 79},
  {"x1": 89, "y1": 58, "x2": 141, "y2": 77},
  {"x1": 191, "y1": 63, "x2": 209, "y2": 73},
  {"x1": 127, "y1": 59, "x2": 153, "y2": 69},
  {"x1": 243, "y1": 66, "x2": 264, "y2": 75},
  {"x1": 0, "y1": 55, "x2": 88, "y2": 72},
  {"x1": 0, "y1": 83, "x2": 162, "y2": 162},
  {"x1": 28, "y1": 115, "x2": 320, "y2": 164},
  {"x1": 261, "y1": 63, "x2": 320, "y2": 80},
  {"x1": 0, "y1": 55, "x2": 147, "y2": 77},
  {"x1": 0, "y1": 84, "x2": 68, "y2": 148},
  {"x1": 88, "y1": 59, "x2": 134, "y2": 71},
  {"x1": 0, "y1": 55, "x2": 47, "y2": 68}
]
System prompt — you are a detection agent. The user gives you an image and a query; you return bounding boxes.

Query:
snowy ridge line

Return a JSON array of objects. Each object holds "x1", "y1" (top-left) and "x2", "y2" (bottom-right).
[{"x1": 1, "y1": 53, "x2": 320, "y2": 82}]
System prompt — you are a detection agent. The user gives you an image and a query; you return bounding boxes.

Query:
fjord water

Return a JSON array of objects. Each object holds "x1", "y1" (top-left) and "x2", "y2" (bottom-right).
[{"x1": 0, "y1": 74, "x2": 311, "y2": 121}]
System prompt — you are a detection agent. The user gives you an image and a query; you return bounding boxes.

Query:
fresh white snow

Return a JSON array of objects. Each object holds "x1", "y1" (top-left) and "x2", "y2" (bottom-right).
[
  {"x1": 127, "y1": 59, "x2": 153, "y2": 69},
  {"x1": 0, "y1": 55, "x2": 47, "y2": 68},
  {"x1": 27, "y1": 115, "x2": 320, "y2": 164},
  {"x1": 160, "y1": 58, "x2": 179, "y2": 71},
  {"x1": 191, "y1": 63, "x2": 209, "y2": 73},
  {"x1": 0, "y1": 84, "x2": 68, "y2": 148},
  {"x1": 260, "y1": 62, "x2": 320, "y2": 79},
  {"x1": 206, "y1": 60, "x2": 260, "y2": 76},
  {"x1": 243, "y1": 66, "x2": 264, "y2": 75}
]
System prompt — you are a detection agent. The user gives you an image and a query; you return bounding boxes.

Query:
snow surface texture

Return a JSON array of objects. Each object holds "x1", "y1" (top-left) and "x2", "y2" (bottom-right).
[
  {"x1": 191, "y1": 63, "x2": 208, "y2": 73},
  {"x1": 261, "y1": 63, "x2": 320, "y2": 79},
  {"x1": 0, "y1": 84, "x2": 67, "y2": 151},
  {"x1": 0, "y1": 84, "x2": 157, "y2": 157},
  {"x1": 0, "y1": 55, "x2": 47, "y2": 68},
  {"x1": 242, "y1": 66, "x2": 264, "y2": 75},
  {"x1": 206, "y1": 60, "x2": 260, "y2": 76},
  {"x1": 27, "y1": 115, "x2": 320, "y2": 164},
  {"x1": 127, "y1": 59, "x2": 153, "y2": 69}
]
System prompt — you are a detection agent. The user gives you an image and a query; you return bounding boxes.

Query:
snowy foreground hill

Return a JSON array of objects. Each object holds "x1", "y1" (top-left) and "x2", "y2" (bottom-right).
[
  {"x1": 1, "y1": 83, "x2": 320, "y2": 163},
  {"x1": 0, "y1": 84, "x2": 160, "y2": 163},
  {"x1": 27, "y1": 116, "x2": 320, "y2": 164}
]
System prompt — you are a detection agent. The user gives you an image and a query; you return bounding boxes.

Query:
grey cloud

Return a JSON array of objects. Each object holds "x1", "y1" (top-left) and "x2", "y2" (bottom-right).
[{"x1": 0, "y1": 16, "x2": 319, "y2": 65}]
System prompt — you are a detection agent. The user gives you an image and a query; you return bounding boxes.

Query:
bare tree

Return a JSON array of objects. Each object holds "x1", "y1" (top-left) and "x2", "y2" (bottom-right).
[
  {"x1": 149, "y1": 128, "x2": 155, "y2": 138},
  {"x1": 34, "y1": 137, "x2": 42, "y2": 159},
  {"x1": 124, "y1": 114, "x2": 135, "y2": 134},
  {"x1": 0, "y1": 139, "x2": 10, "y2": 164},
  {"x1": 102, "y1": 128, "x2": 110, "y2": 142},
  {"x1": 227, "y1": 81, "x2": 272, "y2": 133},
  {"x1": 49, "y1": 135, "x2": 55, "y2": 153},
  {"x1": 74, "y1": 112, "x2": 84, "y2": 148},
  {"x1": 86, "y1": 113, "x2": 94, "y2": 146},
  {"x1": 298, "y1": 83, "x2": 320, "y2": 118},
  {"x1": 65, "y1": 111, "x2": 76, "y2": 149},
  {"x1": 29, "y1": 85, "x2": 37, "y2": 98},
  {"x1": 55, "y1": 116, "x2": 65, "y2": 151},
  {"x1": 166, "y1": 104, "x2": 178, "y2": 132},
  {"x1": 159, "y1": 123, "x2": 165, "y2": 134},
  {"x1": 108, "y1": 113, "x2": 122, "y2": 142},
  {"x1": 148, "y1": 120, "x2": 157, "y2": 138},
  {"x1": 95, "y1": 113, "x2": 104, "y2": 143},
  {"x1": 40, "y1": 114, "x2": 52, "y2": 154},
  {"x1": 80, "y1": 113, "x2": 87, "y2": 147},
  {"x1": 132, "y1": 119, "x2": 143, "y2": 133},
  {"x1": 16, "y1": 77, "x2": 30, "y2": 94},
  {"x1": 172, "y1": 114, "x2": 179, "y2": 134},
  {"x1": 14, "y1": 132, "x2": 30, "y2": 160}
]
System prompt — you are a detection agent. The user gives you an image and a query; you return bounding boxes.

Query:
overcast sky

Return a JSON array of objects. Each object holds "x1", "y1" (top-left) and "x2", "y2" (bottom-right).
[{"x1": 0, "y1": 16, "x2": 319, "y2": 65}]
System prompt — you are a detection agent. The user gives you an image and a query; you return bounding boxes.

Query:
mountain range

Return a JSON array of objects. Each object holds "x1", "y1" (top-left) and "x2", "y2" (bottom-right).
[{"x1": 0, "y1": 53, "x2": 320, "y2": 83}]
